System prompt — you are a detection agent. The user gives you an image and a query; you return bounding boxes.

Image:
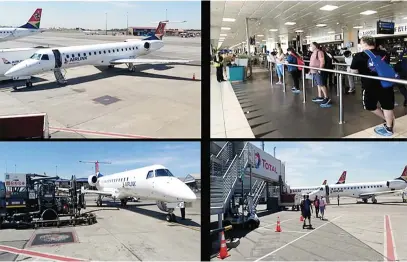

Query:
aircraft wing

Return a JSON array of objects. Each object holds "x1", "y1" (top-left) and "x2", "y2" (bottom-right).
[
  {"x1": 81, "y1": 189, "x2": 113, "y2": 196},
  {"x1": 109, "y1": 58, "x2": 192, "y2": 65},
  {"x1": 359, "y1": 190, "x2": 400, "y2": 198}
]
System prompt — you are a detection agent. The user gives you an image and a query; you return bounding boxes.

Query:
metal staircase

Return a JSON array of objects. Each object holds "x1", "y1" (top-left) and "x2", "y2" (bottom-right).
[
  {"x1": 53, "y1": 68, "x2": 67, "y2": 84},
  {"x1": 252, "y1": 180, "x2": 266, "y2": 210}
]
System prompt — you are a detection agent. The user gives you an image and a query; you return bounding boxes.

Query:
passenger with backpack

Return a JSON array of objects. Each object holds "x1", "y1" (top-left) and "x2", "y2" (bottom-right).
[
  {"x1": 350, "y1": 36, "x2": 397, "y2": 136},
  {"x1": 300, "y1": 195, "x2": 313, "y2": 229},
  {"x1": 286, "y1": 47, "x2": 303, "y2": 93},
  {"x1": 309, "y1": 42, "x2": 331, "y2": 107}
]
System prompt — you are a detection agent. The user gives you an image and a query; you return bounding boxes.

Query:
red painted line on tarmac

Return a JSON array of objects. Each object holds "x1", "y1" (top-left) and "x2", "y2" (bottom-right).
[
  {"x1": 0, "y1": 245, "x2": 83, "y2": 261},
  {"x1": 49, "y1": 127, "x2": 155, "y2": 139},
  {"x1": 385, "y1": 215, "x2": 396, "y2": 261}
]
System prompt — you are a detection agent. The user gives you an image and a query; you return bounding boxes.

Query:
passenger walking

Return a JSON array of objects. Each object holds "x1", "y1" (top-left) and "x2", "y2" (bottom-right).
[
  {"x1": 214, "y1": 52, "x2": 226, "y2": 82},
  {"x1": 350, "y1": 36, "x2": 395, "y2": 136},
  {"x1": 310, "y1": 42, "x2": 331, "y2": 107},
  {"x1": 286, "y1": 47, "x2": 301, "y2": 93},
  {"x1": 276, "y1": 44, "x2": 285, "y2": 84},
  {"x1": 319, "y1": 196, "x2": 326, "y2": 220},
  {"x1": 180, "y1": 201, "x2": 186, "y2": 220},
  {"x1": 300, "y1": 195, "x2": 313, "y2": 229},
  {"x1": 337, "y1": 195, "x2": 340, "y2": 206},
  {"x1": 314, "y1": 196, "x2": 320, "y2": 218},
  {"x1": 344, "y1": 51, "x2": 355, "y2": 93}
]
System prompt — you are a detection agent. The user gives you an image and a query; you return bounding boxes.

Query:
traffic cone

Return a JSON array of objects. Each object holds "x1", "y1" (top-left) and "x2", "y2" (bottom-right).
[
  {"x1": 300, "y1": 215, "x2": 304, "y2": 222},
  {"x1": 275, "y1": 217, "x2": 282, "y2": 232},
  {"x1": 217, "y1": 231, "x2": 230, "y2": 259},
  {"x1": 192, "y1": 73, "x2": 195, "y2": 80}
]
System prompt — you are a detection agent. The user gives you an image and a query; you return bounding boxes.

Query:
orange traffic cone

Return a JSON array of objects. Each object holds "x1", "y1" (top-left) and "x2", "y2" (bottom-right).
[
  {"x1": 217, "y1": 231, "x2": 230, "y2": 259},
  {"x1": 192, "y1": 73, "x2": 195, "y2": 80},
  {"x1": 275, "y1": 217, "x2": 282, "y2": 232},
  {"x1": 300, "y1": 215, "x2": 304, "y2": 222}
]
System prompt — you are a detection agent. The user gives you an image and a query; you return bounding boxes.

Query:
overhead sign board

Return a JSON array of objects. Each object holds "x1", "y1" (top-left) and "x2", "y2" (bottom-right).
[
  {"x1": 377, "y1": 21, "x2": 395, "y2": 35},
  {"x1": 305, "y1": 34, "x2": 343, "y2": 44},
  {"x1": 248, "y1": 143, "x2": 280, "y2": 182},
  {"x1": 4, "y1": 173, "x2": 27, "y2": 187},
  {"x1": 359, "y1": 22, "x2": 407, "y2": 38}
]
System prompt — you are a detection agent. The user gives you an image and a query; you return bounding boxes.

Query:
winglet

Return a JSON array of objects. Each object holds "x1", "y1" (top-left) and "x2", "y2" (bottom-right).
[
  {"x1": 336, "y1": 171, "x2": 347, "y2": 184},
  {"x1": 19, "y1": 8, "x2": 42, "y2": 29},
  {"x1": 396, "y1": 166, "x2": 407, "y2": 182},
  {"x1": 143, "y1": 21, "x2": 167, "y2": 41}
]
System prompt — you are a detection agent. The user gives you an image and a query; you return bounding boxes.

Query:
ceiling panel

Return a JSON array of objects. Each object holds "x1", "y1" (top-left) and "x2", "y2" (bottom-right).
[{"x1": 211, "y1": 0, "x2": 407, "y2": 48}]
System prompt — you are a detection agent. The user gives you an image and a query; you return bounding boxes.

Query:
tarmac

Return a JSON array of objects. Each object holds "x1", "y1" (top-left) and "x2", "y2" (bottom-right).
[
  {"x1": 0, "y1": 195, "x2": 201, "y2": 261},
  {"x1": 0, "y1": 32, "x2": 201, "y2": 138},
  {"x1": 212, "y1": 196, "x2": 407, "y2": 261}
]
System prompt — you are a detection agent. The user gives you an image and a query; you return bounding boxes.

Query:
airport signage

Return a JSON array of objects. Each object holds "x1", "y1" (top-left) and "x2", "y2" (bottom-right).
[
  {"x1": 359, "y1": 23, "x2": 407, "y2": 38},
  {"x1": 305, "y1": 34, "x2": 343, "y2": 44},
  {"x1": 4, "y1": 173, "x2": 27, "y2": 187},
  {"x1": 248, "y1": 143, "x2": 280, "y2": 182}
]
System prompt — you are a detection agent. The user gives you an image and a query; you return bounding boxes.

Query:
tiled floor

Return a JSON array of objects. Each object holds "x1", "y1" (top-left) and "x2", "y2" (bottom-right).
[
  {"x1": 210, "y1": 69, "x2": 255, "y2": 138},
  {"x1": 229, "y1": 68, "x2": 407, "y2": 138}
]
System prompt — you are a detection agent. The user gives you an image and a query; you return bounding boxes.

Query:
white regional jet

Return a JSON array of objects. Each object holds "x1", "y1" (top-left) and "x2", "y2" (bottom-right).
[
  {"x1": 4, "y1": 21, "x2": 191, "y2": 88},
  {"x1": 71, "y1": 164, "x2": 197, "y2": 222},
  {"x1": 289, "y1": 171, "x2": 347, "y2": 196},
  {"x1": 0, "y1": 8, "x2": 44, "y2": 42},
  {"x1": 328, "y1": 166, "x2": 407, "y2": 204}
]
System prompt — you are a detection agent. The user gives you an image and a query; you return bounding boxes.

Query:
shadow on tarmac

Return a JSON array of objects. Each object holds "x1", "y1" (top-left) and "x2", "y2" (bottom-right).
[{"x1": 9, "y1": 64, "x2": 201, "y2": 93}]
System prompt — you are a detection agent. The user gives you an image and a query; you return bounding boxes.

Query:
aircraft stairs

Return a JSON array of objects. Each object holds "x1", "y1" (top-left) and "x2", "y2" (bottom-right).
[{"x1": 54, "y1": 68, "x2": 67, "y2": 84}]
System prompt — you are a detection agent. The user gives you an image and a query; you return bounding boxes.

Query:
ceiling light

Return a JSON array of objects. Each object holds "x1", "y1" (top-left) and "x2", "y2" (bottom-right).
[
  {"x1": 257, "y1": 34, "x2": 264, "y2": 37},
  {"x1": 353, "y1": 26, "x2": 363, "y2": 29},
  {"x1": 337, "y1": 22, "x2": 339, "y2": 25},
  {"x1": 404, "y1": 17, "x2": 407, "y2": 19},
  {"x1": 328, "y1": 31, "x2": 335, "y2": 34},
  {"x1": 295, "y1": 30, "x2": 304, "y2": 33},
  {"x1": 360, "y1": 10, "x2": 377, "y2": 15},
  {"x1": 320, "y1": 5, "x2": 338, "y2": 11},
  {"x1": 221, "y1": 27, "x2": 231, "y2": 30},
  {"x1": 269, "y1": 29, "x2": 278, "y2": 31},
  {"x1": 285, "y1": 22, "x2": 296, "y2": 25},
  {"x1": 223, "y1": 18, "x2": 236, "y2": 22},
  {"x1": 220, "y1": 34, "x2": 227, "y2": 37},
  {"x1": 306, "y1": 36, "x2": 311, "y2": 38},
  {"x1": 316, "y1": 24, "x2": 327, "y2": 27},
  {"x1": 268, "y1": 38, "x2": 274, "y2": 40},
  {"x1": 262, "y1": 40, "x2": 266, "y2": 41}
]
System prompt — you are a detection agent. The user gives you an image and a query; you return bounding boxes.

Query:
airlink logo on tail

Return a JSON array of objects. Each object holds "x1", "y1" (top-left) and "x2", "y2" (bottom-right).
[
  {"x1": 1, "y1": 58, "x2": 10, "y2": 64},
  {"x1": 2, "y1": 58, "x2": 23, "y2": 66},
  {"x1": 397, "y1": 166, "x2": 407, "y2": 182},
  {"x1": 337, "y1": 171, "x2": 347, "y2": 184}
]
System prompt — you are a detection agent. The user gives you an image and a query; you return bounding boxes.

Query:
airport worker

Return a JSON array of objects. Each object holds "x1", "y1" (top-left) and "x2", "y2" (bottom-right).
[
  {"x1": 314, "y1": 195, "x2": 320, "y2": 218},
  {"x1": 319, "y1": 196, "x2": 326, "y2": 220},
  {"x1": 180, "y1": 201, "x2": 186, "y2": 220},
  {"x1": 214, "y1": 52, "x2": 226, "y2": 82},
  {"x1": 337, "y1": 195, "x2": 340, "y2": 206}
]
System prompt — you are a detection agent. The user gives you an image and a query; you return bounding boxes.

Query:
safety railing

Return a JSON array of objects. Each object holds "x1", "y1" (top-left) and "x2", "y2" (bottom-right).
[{"x1": 270, "y1": 60, "x2": 407, "y2": 124}]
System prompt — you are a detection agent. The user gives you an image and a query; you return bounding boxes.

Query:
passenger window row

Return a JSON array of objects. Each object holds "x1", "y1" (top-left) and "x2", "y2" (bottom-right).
[
  {"x1": 0, "y1": 31, "x2": 12, "y2": 34},
  {"x1": 64, "y1": 46, "x2": 137, "y2": 59},
  {"x1": 105, "y1": 177, "x2": 130, "y2": 183}
]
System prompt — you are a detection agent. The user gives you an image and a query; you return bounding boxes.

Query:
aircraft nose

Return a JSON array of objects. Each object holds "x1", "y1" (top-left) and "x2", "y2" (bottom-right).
[
  {"x1": 4, "y1": 60, "x2": 35, "y2": 77},
  {"x1": 180, "y1": 183, "x2": 197, "y2": 202}
]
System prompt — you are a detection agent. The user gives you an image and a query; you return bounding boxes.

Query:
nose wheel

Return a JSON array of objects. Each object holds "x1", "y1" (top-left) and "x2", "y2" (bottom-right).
[
  {"x1": 166, "y1": 213, "x2": 176, "y2": 222},
  {"x1": 25, "y1": 80, "x2": 33, "y2": 88}
]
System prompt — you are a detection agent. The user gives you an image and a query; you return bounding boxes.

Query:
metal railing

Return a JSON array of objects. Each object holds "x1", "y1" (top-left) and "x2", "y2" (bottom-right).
[{"x1": 270, "y1": 60, "x2": 407, "y2": 124}]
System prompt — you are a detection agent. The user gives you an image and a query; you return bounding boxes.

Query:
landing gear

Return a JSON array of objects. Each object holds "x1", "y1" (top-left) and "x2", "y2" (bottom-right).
[
  {"x1": 363, "y1": 199, "x2": 368, "y2": 204},
  {"x1": 371, "y1": 196, "x2": 377, "y2": 204},
  {"x1": 108, "y1": 65, "x2": 115, "y2": 68},
  {"x1": 96, "y1": 195, "x2": 102, "y2": 207},
  {"x1": 166, "y1": 213, "x2": 176, "y2": 222},
  {"x1": 120, "y1": 199, "x2": 128, "y2": 207},
  {"x1": 126, "y1": 63, "x2": 136, "y2": 72},
  {"x1": 25, "y1": 80, "x2": 33, "y2": 88}
]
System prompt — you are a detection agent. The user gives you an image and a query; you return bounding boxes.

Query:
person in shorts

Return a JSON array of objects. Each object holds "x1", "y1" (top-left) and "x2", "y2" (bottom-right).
[
  {"x1": 309, "y1": 42, "x2": 330, "y2": 106},
  {"x1": 319, "y1": 196, "x2": 326, "y2": 220},
  {"x1": 301, "y1": 195, "x2": 313, "y2": 228},
  {"x1": 350, "y1": 36, "x2": 395, "y2": 136}
]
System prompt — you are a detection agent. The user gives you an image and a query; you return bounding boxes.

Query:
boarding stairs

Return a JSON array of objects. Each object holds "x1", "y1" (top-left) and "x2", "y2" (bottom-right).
[{"x1": 54, "y1": 68, "x2": 67, "y2": 84}]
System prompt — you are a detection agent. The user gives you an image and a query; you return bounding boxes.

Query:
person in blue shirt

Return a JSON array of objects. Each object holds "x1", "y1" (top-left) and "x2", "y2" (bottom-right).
[
  {"x1": 300, "y1": 194, "x2": 313, "y2": 229},
  {"x1": 286, "y1": 47, "x2": 301, "y2": 93}
]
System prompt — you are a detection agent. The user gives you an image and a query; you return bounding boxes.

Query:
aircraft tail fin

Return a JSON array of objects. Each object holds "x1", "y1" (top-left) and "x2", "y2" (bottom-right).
[
  {"x1": 19, "y1": 8, "x2": 42, "y2": 29},
  {"x1": 322, "y1": 180, "x2": 327, "y2": 185},
  {"x1": 396, "y1": 166, "x2": 407, "y2": 182},
  {"x1": 336, "y1": 171, "x2": 347, "y2": 184},
  {"x1": 143, "y1": 21, "x2": 167, "y2": 41}
]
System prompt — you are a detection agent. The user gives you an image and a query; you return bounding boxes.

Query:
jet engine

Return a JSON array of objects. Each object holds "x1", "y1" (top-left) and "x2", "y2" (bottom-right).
[
  {"x1": 88, "y1": 175, "x2": 98, "y2": 186},
  {"x1": 144, "y1": 42, "x2": 150, "y2": 50},
  {"x1": 156, "y1": 201, "x2": 174, "y2": 213}
]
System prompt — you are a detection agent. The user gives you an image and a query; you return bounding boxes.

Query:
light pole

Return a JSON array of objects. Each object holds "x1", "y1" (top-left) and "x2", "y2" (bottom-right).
[
  {"x1": 56, "y1": 165, "x2": 58, "y2": 176},
  {"x1": 126, "y1": 12, "x2": 128, "y2": 34},
  {"x1": 105, "y1": 12, "x2": 107, "y2": 35},
  {"x1": 273, "y1": 147, "x2": 276, "y2": 158}
]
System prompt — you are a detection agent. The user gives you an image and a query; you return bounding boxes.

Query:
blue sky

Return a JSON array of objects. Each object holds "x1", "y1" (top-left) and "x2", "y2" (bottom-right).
[
  {"x1": 0, "y1": 1, "x2": 201, "y2": 29},
  {"x1": 0, "y1": 142, "x2": 200, "y2": 180},
  {"x1": 251, "y1": 142, "x2": 407, "y2": 186}
]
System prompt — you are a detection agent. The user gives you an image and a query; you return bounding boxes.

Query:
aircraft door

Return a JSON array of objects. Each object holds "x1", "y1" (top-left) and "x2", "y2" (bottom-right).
[
  {"x1": 52, "y1": 49, "x2": 62, "y2": 68},
  {"x1": 325, "y1": 185, "x2": 330, "y2": 197},
  {"x1": 146, "y1": 170, "x2": 154, "y2": 198}
]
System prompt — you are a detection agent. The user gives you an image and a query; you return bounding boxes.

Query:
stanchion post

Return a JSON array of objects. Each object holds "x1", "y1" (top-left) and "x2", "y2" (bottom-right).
[
  {"x1": 339, "y1": 73, "x2": 344, "y2": 124},
  {"x1": 282, "y1": 64, "x2": 286, "y2": 93},
  {"x1": 336, "y1": 65, "x2": 339, "y2": 96},
  {"x1": 270, "y1": 63, "x2": 273, "y2": 87},
  {"x1": 302, "y1": 67, "x2": 306, "y2": 103}
]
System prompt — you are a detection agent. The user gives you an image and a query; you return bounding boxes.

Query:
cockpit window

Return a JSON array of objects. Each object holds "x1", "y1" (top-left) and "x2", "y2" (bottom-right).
[
  {"x1": 41, "y1": 54, "x2": 49, "y2": 60},
  {"x1": 30, "y1": 53, "x2": 42, "y2": 60},
  {"x1": 146, "y1": 170, "x2": 154, "y2": 179},
  {"x1": 155, "y1": 169, "x2": 174, "y2": 177}
]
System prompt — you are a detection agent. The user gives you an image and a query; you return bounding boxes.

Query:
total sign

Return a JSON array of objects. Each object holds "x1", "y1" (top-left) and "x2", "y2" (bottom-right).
[{"x1": 250, "y1": 144, "x2": 280, "y2": 181}]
